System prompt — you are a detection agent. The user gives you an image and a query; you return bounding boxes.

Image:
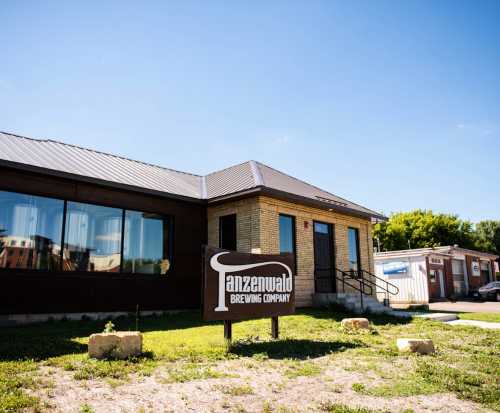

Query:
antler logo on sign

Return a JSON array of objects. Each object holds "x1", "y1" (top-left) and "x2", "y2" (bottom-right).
[{"x1": 203, "y1": 247, "x2": 295, "y2": 321}]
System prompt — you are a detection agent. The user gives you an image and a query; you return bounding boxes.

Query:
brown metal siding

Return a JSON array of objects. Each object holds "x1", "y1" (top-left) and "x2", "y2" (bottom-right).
[{"x1": 0, "y1": 166, "x2": 205, "y2": 314}]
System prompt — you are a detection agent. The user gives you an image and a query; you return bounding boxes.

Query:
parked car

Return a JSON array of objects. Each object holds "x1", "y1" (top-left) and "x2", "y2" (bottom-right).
[{"x1": 477, "y1": 281, "x2": 500, "y2": 301}]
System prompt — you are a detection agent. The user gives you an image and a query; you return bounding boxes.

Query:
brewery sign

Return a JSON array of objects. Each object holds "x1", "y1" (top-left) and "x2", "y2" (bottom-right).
[{"x1": 203, "y1": 246, "x2": 295, "y2": 339}]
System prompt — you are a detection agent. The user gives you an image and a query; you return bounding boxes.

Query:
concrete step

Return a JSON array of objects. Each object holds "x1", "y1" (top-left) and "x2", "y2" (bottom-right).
[
  {"x1": 413, "y1": 313, "x2": 458, "y2": 322},
  {"x1": 312, "y1": 293, "x2": 403, "y2": 316}
]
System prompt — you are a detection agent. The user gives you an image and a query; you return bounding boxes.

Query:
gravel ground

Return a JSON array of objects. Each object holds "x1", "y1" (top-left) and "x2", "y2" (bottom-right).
[{"x1": 33, "y1": 358, "x2": 495, "y2": 413}]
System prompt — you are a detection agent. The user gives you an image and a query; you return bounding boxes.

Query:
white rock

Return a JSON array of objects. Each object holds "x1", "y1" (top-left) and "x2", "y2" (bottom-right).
[
  {"x1": 396, "y1": 338, "x2": 435, "y2": 354},
  {"x1": 88, "y1": 332, "x2": 142, "y2": 359},
  {"x1": 341, "y1": 318, "x2": 370, "y2": 329}
]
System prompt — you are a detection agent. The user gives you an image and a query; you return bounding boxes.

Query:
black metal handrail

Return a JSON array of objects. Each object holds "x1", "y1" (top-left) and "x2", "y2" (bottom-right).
[
  {"x1": 335, "y1": 268, "x2": 373, "y2": 312},
  {"x1": 359, "y1": 269, "x2": 399, "y2": 305},
  {"x1": 315, "y1": 267, "x2": 396, "y2": 312}
]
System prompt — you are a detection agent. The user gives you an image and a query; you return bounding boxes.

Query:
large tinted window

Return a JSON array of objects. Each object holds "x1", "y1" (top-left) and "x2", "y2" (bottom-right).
[
  {"x1": 0, "y1": 191, "x2": 64, "y2": 270},
  {"x1": 123, "y1": 210, "x2": 172, "y2": 274},
  {"x1": 348, "y1": 227, "x2": 360, "y2": 272},
  {"x1": 63, "y1": 202, "x2": 123, "y2": 272},
  {"x1": 219, "y1": 214, "x2": 237, "y2": 251},
  {"x1": 279, "y1": 214, "x2": 296, "y2": 255}
]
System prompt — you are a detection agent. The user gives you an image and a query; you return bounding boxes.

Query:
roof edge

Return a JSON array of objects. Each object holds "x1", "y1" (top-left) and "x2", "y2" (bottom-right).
[
  {"x1": 375, "y1": 246, "x2": 499, "y2": 260},
  {"x1": 0, "y1": 130, "x2": 202, "y2": 178},
  {"x1": 208, "y1": 186, "x2": 384, "y2": 221},
  {"x1": 254, "y1": 160, "x2": 380, "y2": 215},
  {"x1": 0, "y1": 159, "x2": 204, "y2": 205}
]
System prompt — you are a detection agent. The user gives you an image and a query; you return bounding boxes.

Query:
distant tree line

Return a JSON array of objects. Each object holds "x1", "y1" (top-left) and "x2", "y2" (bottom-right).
[{"x1": 373, "y1": 210, "x2": 500, "y2": 257}]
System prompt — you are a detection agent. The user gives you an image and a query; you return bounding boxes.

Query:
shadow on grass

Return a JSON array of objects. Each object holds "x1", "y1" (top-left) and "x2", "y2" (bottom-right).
[
  {"x1": 0, "y1": 307, "x2": 408, "y2": 361},
  {"x1": 299, "y1": 306, "x2": 413, "y2": 326},
  {"x1": 230, "y1": 338, "x2": 362, "y2": 359},
  {"x1": 0, "y1": 312, "x2": 206, "y2": 361}
]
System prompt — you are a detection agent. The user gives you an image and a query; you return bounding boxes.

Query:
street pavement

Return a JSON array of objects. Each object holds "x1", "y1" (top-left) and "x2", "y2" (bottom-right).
[{"x1": 428, "y1": 301, "x2": 500, "y2": 313}]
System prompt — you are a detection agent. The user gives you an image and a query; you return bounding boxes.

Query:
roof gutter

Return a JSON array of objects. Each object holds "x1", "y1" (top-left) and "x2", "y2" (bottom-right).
[
  {"x1": 208, "y1": 186, "x2": 386, "y2": 221},
  {"x1": 1, "y1": 159, "x2": 388, "y2": 221}
]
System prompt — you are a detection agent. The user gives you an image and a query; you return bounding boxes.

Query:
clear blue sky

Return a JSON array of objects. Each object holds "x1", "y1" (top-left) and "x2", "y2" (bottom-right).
[{"x1": 2, "y1": 1, "x2": 499, "y2": 222}]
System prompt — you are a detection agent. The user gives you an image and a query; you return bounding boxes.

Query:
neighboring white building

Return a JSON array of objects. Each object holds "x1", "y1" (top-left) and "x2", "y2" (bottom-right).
[{"x1": 374, "y1": 246, "x2": 498, "y2": 304}]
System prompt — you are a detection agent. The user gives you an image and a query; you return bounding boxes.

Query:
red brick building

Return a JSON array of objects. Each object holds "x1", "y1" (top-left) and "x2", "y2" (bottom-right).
[{"x1": 374, "y1": 246, "x2": 498, "y2": 303}]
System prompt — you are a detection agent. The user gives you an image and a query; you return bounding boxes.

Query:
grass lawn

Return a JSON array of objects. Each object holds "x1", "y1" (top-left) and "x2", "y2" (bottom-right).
[
  {"x1": 0, "y1": 309, "x2": 499, "y2": 412},
  {"x1": 457, "y1": 312, "x2": 500, "y2": 323}
]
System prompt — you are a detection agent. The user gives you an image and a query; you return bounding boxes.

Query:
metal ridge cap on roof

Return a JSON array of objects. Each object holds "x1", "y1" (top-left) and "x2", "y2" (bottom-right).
[
  {"x1": 0, "y1": 130, "x2": 202, "y2": 178},
  {"x1": 203, "y1": 160, "x2": 253, "y2": 177}
]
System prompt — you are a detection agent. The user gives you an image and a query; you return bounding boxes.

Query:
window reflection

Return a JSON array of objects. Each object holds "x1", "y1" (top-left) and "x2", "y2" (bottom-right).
[
  {"x1": 123, "y1": 210, "x2": 171, "y2": 274},
  {"x1": 0, "y1": 191, "x2": 64, "y2": 270},
  {"x1": 279, "y1": 214, "x2": 295, "y2": 255},
  {"x1": 63, "y1": 202, "x2": 122, "y2": 272},
  {"x1": 0, "y1": 190, "x2": 173, "y2": 274},
  {"x1": 348, "y1": 227, "x2": 360, "y2": 272}
]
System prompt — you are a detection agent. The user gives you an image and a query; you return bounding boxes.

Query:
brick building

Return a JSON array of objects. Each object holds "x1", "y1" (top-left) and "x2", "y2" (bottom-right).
[
  {"x1": 374, "y1": 246, "x2": 498, "y2": 303},
  {"x1": 0, "y1": 131, "x2": 384, "y2": 319}
]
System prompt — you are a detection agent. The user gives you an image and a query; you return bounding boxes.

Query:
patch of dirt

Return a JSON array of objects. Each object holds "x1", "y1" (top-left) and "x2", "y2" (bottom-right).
[{"x1": 33, "y1": 359, "x2": 494, "y2": 413}]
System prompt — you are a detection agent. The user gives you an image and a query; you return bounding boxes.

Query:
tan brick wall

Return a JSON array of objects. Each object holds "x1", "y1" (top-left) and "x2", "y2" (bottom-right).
[
  {"x1": 207, "y1": 198, "x2": 261, "y2": 253},
  {"x1": 207, "y1": 196, "x2": 375, "y2": 307}
]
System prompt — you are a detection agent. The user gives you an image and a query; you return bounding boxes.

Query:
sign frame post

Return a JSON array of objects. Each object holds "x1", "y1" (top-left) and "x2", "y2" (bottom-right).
[
  {"x1": 224, "y1": 320, "x2": 232, "y2": 342},
  {"x1": 271, "y1": 316, "x2": 279, "y2": 339}
]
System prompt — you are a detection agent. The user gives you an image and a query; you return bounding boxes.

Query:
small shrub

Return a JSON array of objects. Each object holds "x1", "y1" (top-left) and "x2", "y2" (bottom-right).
[
  {"x1": 251, "y1": 352, "x2": 269, "y2": 361},
  {"x1": 262, "y1": 401, "x2": 273, "y2": 413},
  {"x1": 103, "y1": 320, "x2": 115, "y2": 333},
  {"x1": 79, "y1": 403, "x2": 95, "y2": 413},
  {"x1": 319, "y1": 402, "x2": 377, "y2": 413},
  {"x1": 351, "y1": 383, "x2": 366, "y2": 393},
  {"x1": 285, "y1": 361, "x2": 321, "y2": 378},
  {"x1": 214, "y1": 383, "x2": 254, "y2": 396},
  {"x1": 162, "y1": 363, "x2": 227, "y2": 383}
]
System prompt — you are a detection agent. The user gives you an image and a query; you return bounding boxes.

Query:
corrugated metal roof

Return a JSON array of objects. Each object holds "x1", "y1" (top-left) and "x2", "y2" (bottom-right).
[
  {"x1": 0, "y1": 131, "x2": 384, "y2": 218},
  {"x1": 205, "y1": 160, "x2": 383, "y2": 217},
  {"x1": 0, "y1": 132, "x2": 202, "y2": 199},
  {"x1": 255, "y1": 161, "x2": 379, "y2": 216},
  {"x1": 205, "y1": 161, "x2": 256, "y2": 199}
]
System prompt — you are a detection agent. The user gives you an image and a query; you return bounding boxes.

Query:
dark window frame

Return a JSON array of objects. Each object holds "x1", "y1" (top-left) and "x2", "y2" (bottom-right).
[
  {"x1": 121, "y1": 209, "x2": 174, "y2": 275},
  {"x1": 219, "y1": 214, "x2": 237, "y2": 251},
  {"x1": 63, "y1": 200, "x2": 124, "y2": 273},
  {"x1": 347, "y1": 227, "x2": 361, "y2": 272},
  {"x1": 0, "y1": 188, "x2": 174, "y2": 276},
  {"x1": 0, "y1": 190, "x2": 65, "y2": 272},
  {"x1": 279, "y1": 213, "x2": 297, "y2": 270}
]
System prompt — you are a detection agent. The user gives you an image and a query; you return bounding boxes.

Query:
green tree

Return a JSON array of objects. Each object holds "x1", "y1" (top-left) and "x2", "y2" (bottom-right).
[
  {"x1": 373, "y1": 210, "x2": 475, "y2": 252},
  {"x1": 474, "y1": 220, "x2": 500, "y2": 256}
]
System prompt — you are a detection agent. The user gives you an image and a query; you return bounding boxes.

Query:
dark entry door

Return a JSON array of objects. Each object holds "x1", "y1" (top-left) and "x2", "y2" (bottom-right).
[{"x1": 313, "y1": 221, "x2": 336, "y2": 293}]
